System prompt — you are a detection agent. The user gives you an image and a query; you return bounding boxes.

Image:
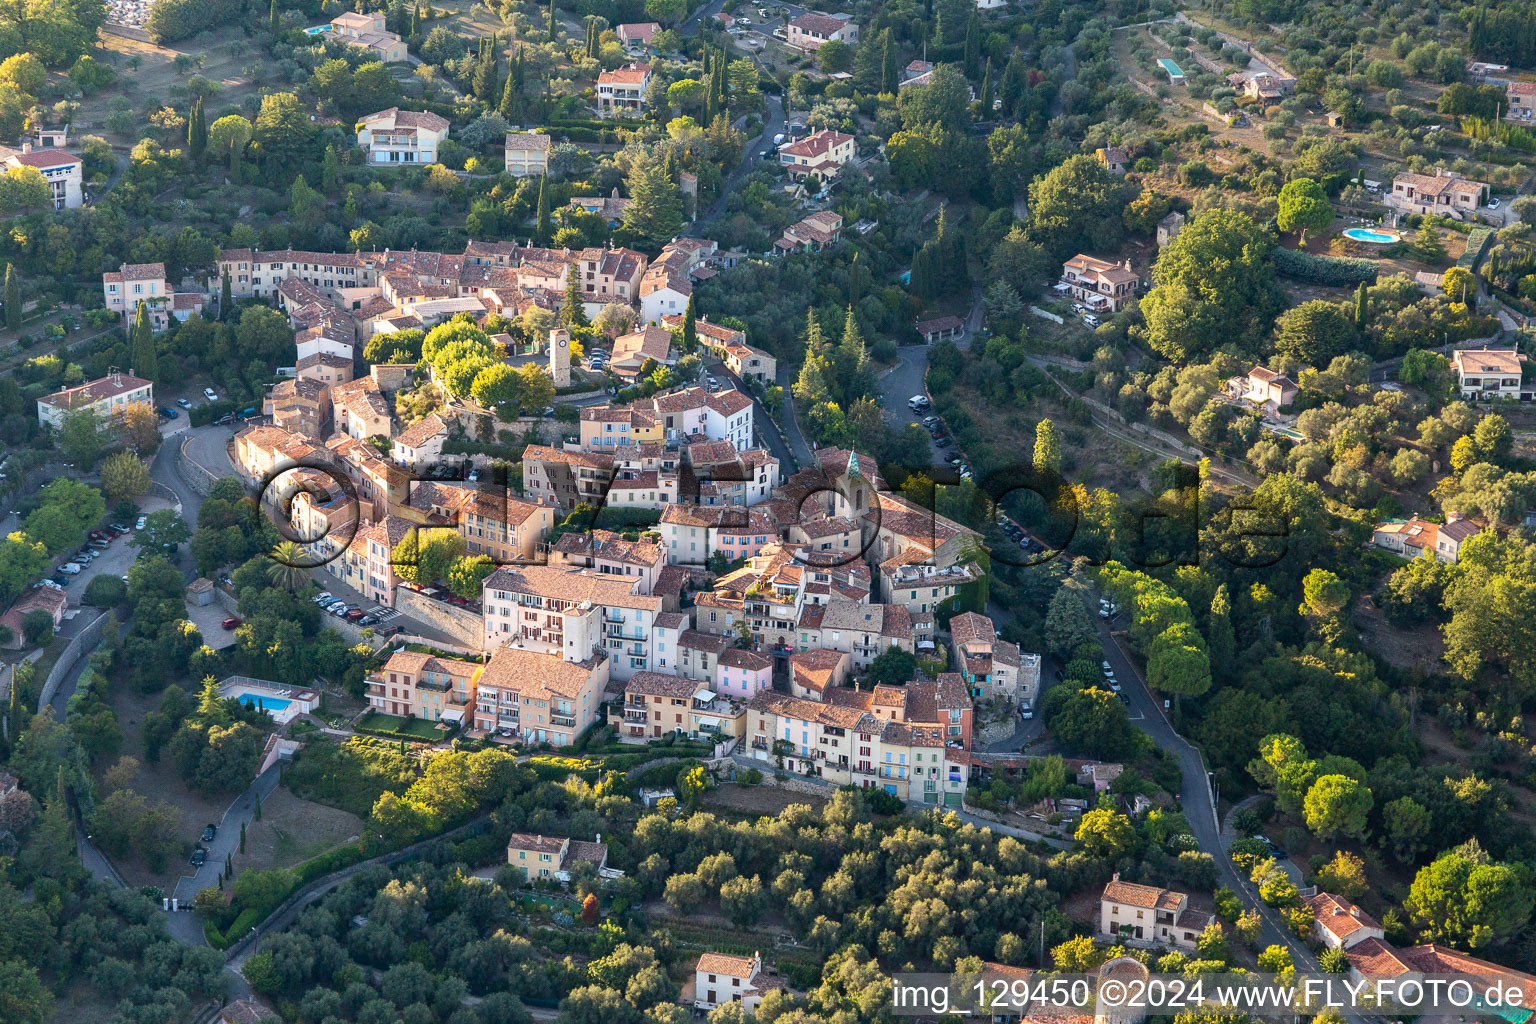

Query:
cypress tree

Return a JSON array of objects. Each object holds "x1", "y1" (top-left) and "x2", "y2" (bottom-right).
[
  {"x1": 220, "y1": 268, "x2": 232, "y2": 320},
  {"x1": 548, "y1": 0, "x2": 556, "y2": 40},
  {"x1": 535, "y1": 175, "x2": 550, "y2": 244},
  {"x1": 410, "y1": 2, "x2": 420, "y2": 36},
  {"x1": 188, "y1": 96, "x2": 206, "y2": 163},
  {"x1": 131, "y1": 301, "x2": 157, "y2": 382},
  {"x1": 500, "y1": 63, "x2": 518, "y2": 119},
  {"x1": 682, "y1": 293, "x2": 697, "y2": 351},
  {"x1": 56, "y1": 765, "x2": 66, "y2": 806},
  {"x1": 254, "y1": 792, "x2": 262, "y2": 821},
  {"x1": 3, "y1": 263, "x2": 19, "y2": 333},
  {"x1": 880, "y1": 31, "x2": 896, "y2": 94},
  {"x1": 963, "y1": 12, "x2": 980, "y2": 78},
  {"x1": 240, "y1": 821, "x2": 246, "y2": 853},
  {"x1": 1355, "y1": 280, "x2": 1368, "y2": 326},
  {"x1": 979, "y1": 59, "x2": 993, "y2": 113},
  {"x1": 269, "y1": 0, "x2": 279, "y2": 34}
]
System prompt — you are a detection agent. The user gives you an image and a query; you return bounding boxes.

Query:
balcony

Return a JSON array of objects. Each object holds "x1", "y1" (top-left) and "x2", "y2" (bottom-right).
[
  {"x1": 624, "y1": 711, "x2": 648, "y2": 724},
  {"x1": 551, "y1": 714, "x2": 577, "y2": 729},
  {"x1": 751, "y1": 736, "x2": 769, "y2": 750},
  {"x1": 852, "y1": 765, "x2": 875, "y2": 776},
  {"x1": 627, "y1": 644, "x2": 646, "y2": 657}
]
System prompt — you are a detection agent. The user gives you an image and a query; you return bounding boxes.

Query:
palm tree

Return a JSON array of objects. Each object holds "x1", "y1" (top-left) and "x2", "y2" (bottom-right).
[{"x1": 266, "y1": 541, "x2": 311, "y2": 592}]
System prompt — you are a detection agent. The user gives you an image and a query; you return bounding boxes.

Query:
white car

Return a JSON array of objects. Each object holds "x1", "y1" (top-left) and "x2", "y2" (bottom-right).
[
  {"x1": 59, "y1": 562, "x2": 81, "y2": 574},
  {"x1": 203, "y1": 388, "x2": 218, "y2": 401},
  {"x1": 135, "y1": 516, "x2": 147, "y2": 530},
  {"x1": 1019, "y1": 703, "x2": 1034, "y2": 719},
  {"x1": 1488, "y1": 197, "x2": 1501, "y2": 210}
]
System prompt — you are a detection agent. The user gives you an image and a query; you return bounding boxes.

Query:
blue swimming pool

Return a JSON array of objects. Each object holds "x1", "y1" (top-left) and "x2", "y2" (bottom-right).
[
  {"x1": 1343, "y1": 227, "x2": 1400, "y2": 244},
  {"x1": 238, "y1": 693, "x2": 292, "y2": 712},
  {"x1": 303, "y1": 24, "x2": 332, "y2": 34}
]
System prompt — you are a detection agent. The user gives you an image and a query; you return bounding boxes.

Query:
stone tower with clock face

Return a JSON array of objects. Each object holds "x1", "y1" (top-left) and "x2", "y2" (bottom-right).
[{"x1": 550, "y1": 327, "x2": 571, "y2": 387}]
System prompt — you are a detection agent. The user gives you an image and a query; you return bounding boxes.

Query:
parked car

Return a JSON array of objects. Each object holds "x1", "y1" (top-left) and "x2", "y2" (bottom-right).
[
  {"x1": 221, "y1": 616, "x2": 242, "y2": 630},
  {"x1": 110, "y1": 523, "x2": 128, "y2": 533},
  {"x1": 135, "y1": 516, "x2": 147, "y2": 530},
  {"x1": 215, "y1": 414, "x2": 235, "y2": 426},
  {"x1": 37, "y1": 580, "x2": 62, "y2": 591},
  {"x1": 176, "y1": 398, "x2": 192, "y2": 409},
  {"x1": 190, "y1": 848, "x2": 207, "y2": 867},
  {"x1": 908, "y1": 395, "x2": 931, "y2": 411},
  {"x1": 201, "y1": 824, "x2": 216, "y2": 842},
  {"x1": 346, "y1": 608, "x2": 366, "y2": 621},
  {"x1": 158, "y1": 407, "x2": 178, "y2": 419},
  {"x1": 59, "y1": 563, "x2": 81, "y2": 575},
  {"x1": 1489, "y1": 197, "x2": 1501, "y2": 209},
  {"x1": 1019, "y1": 702, "x2": 1034, "y2": 720},
  {"x1": 203, "y1": 388, "x2": 218, "y2": 401},
  {"x1": 314, "y1": 591, "x2": 332, "y2": 603}
]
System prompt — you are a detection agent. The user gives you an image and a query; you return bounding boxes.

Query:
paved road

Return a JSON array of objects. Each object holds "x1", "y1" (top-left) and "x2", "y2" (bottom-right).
[
  {"x1": 771, "y1": 364, "x2": 815, "y2": 466},
  {"x1": 172, "y1": 764, "x2": 283, "y2": 904},
  {"x1": 692, "y1": 93, "x2": 784, "y2": 234},
  {"x1": 1092, "y1": 593, "x2": 1342, "y2": 991},
  {"x1": 706, "y1": 359, "x2": 800, "y2": 474}
]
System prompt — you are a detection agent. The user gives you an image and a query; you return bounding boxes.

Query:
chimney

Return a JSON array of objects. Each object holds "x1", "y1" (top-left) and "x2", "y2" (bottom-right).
[
  {"x1": 1111, "y1": 871, "x2": 1120, "y2": 882},
  {"x1": 20, "y1": 142, "x2": 29, "y2": 154}
]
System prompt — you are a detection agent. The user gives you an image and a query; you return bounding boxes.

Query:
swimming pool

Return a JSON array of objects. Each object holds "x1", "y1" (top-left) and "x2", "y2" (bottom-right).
[
  {"x1": 1343, "y1": 227, "x2": 1400, "y2": 244},
  {"x1": 238, "y1": 693, "x2": 293, "y2": 712},
  {"x1": 303, "y1": 24, "x2": 332, "y2": 34}
]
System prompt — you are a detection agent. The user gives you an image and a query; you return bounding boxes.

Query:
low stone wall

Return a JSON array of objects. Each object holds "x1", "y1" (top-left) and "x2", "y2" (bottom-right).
[
  {"x1": 37, "y1": 611, "x2": 109, "y2": 712},
  {"x1": 976, "y1": 718, "x2": 1017, "y2": 747},
  {"x1": 395, "y1": 588, "x2": 483, "y2": 648}
]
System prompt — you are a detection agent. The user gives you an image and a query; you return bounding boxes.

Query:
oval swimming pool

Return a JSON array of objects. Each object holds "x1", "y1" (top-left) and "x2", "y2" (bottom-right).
[{"x1": 1343, "y1": 227, "x2": 1400, "y2": 244}]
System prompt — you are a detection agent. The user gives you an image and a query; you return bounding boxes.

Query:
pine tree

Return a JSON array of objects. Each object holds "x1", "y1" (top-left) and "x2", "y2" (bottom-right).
[
  {"x1": 130, "y1": 301, "x2": 157, "y2": 383},
  {"x1": 792, "y1": 352, "x2": 831, "y2": 406},
  {"x1": 196, "y1": 674, "x2": 226, "y2": 722},
  {"x1": 3, "y1": 263, "x2": 19, "y2": 333},
  {"x1": 220, "y1": 268, "x2": 232, "y2": 320},
  {"x1": 1208, "y1": 583, "x2": 1236, "y2": 675},
  {"x1": 1355, "y1": 280, "x2": 1368, "y2": 326},
  {"x1": 561, "y1": 268, "x2": 590, "y2": 327},
  {"x1": 535, "y1": 174, "x2": 550, "y2": 244},
  {"x1": 188, "y1": 96, "x2": 206, "y2": 164},
  {"x1": 682, "y1": 293, "x2": 698, "y2": 352},
  {"x1": 836, "y1": 306, "x2": 869, "y2": 396},
  {"x1": 804, "y1": 307, "x2": 829, "y2": 360}
]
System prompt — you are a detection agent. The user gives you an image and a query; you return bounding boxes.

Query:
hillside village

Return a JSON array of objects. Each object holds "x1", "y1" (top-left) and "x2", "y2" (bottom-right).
[{"x1": 8, "y1": 0, "x2": 1536, "y2": 1019}]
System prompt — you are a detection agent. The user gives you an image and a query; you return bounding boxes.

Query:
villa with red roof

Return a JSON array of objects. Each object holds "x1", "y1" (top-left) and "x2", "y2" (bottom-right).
[
  {"x1": 5, "y1": 145, "x2": 82, "y2": 208},
  {"x1": 598, "y1": 64, "x2": 653, "y2": 116},
  {"x1": 777, "y1": 129, "x2": 855, "y2": 183}
]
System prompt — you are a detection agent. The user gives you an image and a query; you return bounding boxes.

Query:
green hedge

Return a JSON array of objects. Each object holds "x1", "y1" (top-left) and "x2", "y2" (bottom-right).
[
  {"x1": 190, "y1": 399, "x2": 238, "y2": 427},
  {"x1": 293, "y1": 842, "x2": 366, "y2": 884},
  {"x1": 1270, "y1": 245, "x2": 1379, "y2": 285}
]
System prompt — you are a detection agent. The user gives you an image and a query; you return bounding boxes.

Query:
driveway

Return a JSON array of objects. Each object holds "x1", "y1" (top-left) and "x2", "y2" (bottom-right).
[
  {"x1": 691, "y1": 94, "x2": 784, "y2": 234},
  {"x1": 171, "y1": 763, "x2": 284, "y2": 905}
]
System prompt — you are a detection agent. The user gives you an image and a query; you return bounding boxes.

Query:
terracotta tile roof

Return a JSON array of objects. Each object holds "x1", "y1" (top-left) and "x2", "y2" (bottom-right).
[
  {"x1": 680, "y1": 629, "x2": 730, "y2": 655},
  {"x1": 948, "y1": 611, "x2": 996, "y2": 646},
  {"x1": 719, "y1": 647, "x2": 771, "y2": 671},
  {"x1": 506, "y1": 832, "x2": 568, "y2": 855},
  {"x1": 779, "y1": 130, "x2": 852, "y2": 160},
  {"x1": 1305, "y1": 892, "x2": 1382, "y2": 943},
  {"x1": 504, "y1": 132, "x2": 551, "y2": 152},
  {"x1": 40, "y1": 372, "x2": 152, "y2": 410},
  {"x1": 626, "y1": 671, "x2": 700, "y2": 698},
  {"x1": 599, "y1": 63, "x2": 653, "y2": 84},
  {"x1": 119, "y1": 262, "x2": 166, "y2": 281},
  {"x1": 791, "y1": 12, "x2": 846, "y2": 34},
  {"x1": 480, "y1": 646, "x2": 600, "y2": 698},
  {"x1": 1101, "y1": 875, "x2": 1184, "y2": 910},
  {"x1": 10, "y1": 149, "x2": 80, "y2": 169},
  {"x1": 395, "y1": 413, "x2": 447, "y2": 449},
  {"x1": 696, "y1": 952, "x2": 759, "y2": 979},
  {"x1": 360, "y1": 107, "x2": 450, "y2": 132}
]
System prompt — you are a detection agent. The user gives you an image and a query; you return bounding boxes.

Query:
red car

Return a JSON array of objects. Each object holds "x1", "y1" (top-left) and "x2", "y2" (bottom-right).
[
  {"x1": 345, "y1": 608, "x2": 366, "y2": 621},
  {"x1": 221, "y1": 617, "x2": 242, "y2": 630}
]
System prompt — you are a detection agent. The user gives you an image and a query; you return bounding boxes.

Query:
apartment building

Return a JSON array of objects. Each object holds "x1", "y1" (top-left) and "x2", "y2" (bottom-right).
[
  {"x1": 795, "y1": 600, "x2": 915, "y2": 671},
  {"x1": 948, "y1": 611, "x2": 1039, "y2": 705},
  {"x1": 356, "y1": 108, "x2": 451, "y2": 165},
  {"x1": 580, "y1": 385, "x2": 756, "y2": 451},
  {"x1": 597, "y1": 64, "x2": 653, "y2": 116},
  {"x1": 878, "y1": 555, "x2": 985, "y2": 615},
  {"x1": 472, "y1": 644, "x2": 609, "y2": 745},
  {"x1": 548, "y1": 529, "x2": 666, "y2": 591},
  {"x1": 521, "y1": 445, "x2": 615, "y2": 510},
  {"x1": 390, "y1": 413, "x2": 449, "y2": 471},
  {"x1": 580, "y1": 405, "x2": 662, "y2": 448},
  {"x1": 788, "y1": 648, "x2": 851, "y2": 699},
  {"x1": 37, "y1": 371, "x2": 153, "y2": 430},
  {"x1": 408, "y1": 484, "x2": 554, "y2": 564},
  {"x1": 479, "y1": 564, "x2": 665, "y2": 678},
  {"x1": 365, "y1": 650, "x2": 482, "y2": 723},
  {"x1": 576, "y1": 247, "x2": 648, "y2": 303},
  {"x1": 330, "y1": 375, "x2": 393, "y2": 440},
  {"x1": 264, "y1": 376, "x2": 331, "y2": 438},
  {"x1": 661, "y1": 503, "x2": 780, "y2": 567},
  {"x1": 610, "y1": 670, "x2": 747, "y2": 744}
]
